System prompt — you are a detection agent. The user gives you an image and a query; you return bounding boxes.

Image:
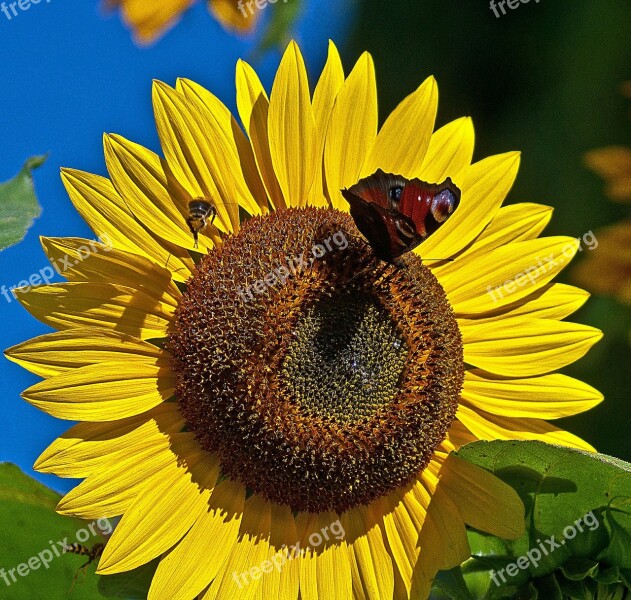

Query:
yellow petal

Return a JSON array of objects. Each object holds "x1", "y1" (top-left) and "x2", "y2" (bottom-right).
[
  {"x1": 457, "y1": 404, "x2": 596, "y2": 451},
  {"x1": 57, "y1": 432, "x2": 198, "y2": 518},
  {"x1": 236, "y1": 59, "x2": 285, "y2": 209},
  {"x1": 473, "y1": 202, "x2": 553, "y2": 246},
  {"x1": 149, "y1": 478, "x2": 245, "y2": 600},
  {"x1": 324, "y1": 52, "x2": 378, "y2": 210},
  {"x1": 114, "y1": 0, "x2": 193, "y2": 45},
  {"x1": 461, "y1": 369, "x2": 603, "y2": 419},
  {"x1": 342, "y1": 506, "x2": 394, "y2": 600},
  {"x1": 381, "y1": 492, "x2": 420, "y2": 597},
  {"x1": 177, "y1": 78, "x2": 269, "y2": 213},
  {"x1": 60, "y1": 168, "x2": 193, "y2": 283},
  {"x1": 17, "y1": 283, "x2": 174, "y2": 341},
  {"x1": 606, "y1": 176, "x2": 631, "y2": 201},
  {"x1": 4, "y1": 327, "x2": 165, "y2": 379},
  {"x1": 439, "y1": 421, "x2": 478, "y2": 454},
  {"x1": 438, "y1": 454, "x2": 525, "y2": 539},
  {"x1": 572, "y1": 220, "x2": 631, "y2": 295},
  {"x1": 268, "y1": 41, "x2": 316, "y2": 208},
  {"x1": 419, "y1": 152, "x2": 520, "y2": 259},
  {"x1": 364, "y1": 77, "x2": 438, "y2": 178},
  {"x1": 297, "y1": 512, "x2": 352, "y2": 600},
  {"x1": 34, "y1": 403, "x2": 184, "y2": 478},
  {"x1": 412, "y1": 481, "x2": 470, "y2": 600},
  {"x1": 457, "y1": 283, "x2": 590, "y2": 324},
  {"x1": 40, "y1": 237, "x2": 181, "y2": 308},
  {"x1": 461, "y1": 316, "x2": 603, "y2": 377},
  {"x1": 103, "y1": 133, "x2": 216, "y2": 252},
  {"x1": 585, "y1": 146, "x2": 631, "y2": 179},
  {"x1": 98, "y1": 452, "x2": 219, "y2": 574},
  {"x1": 171, "y1": 78, "x2": 262, "y2": 217},
  {"x1": 443, "y1": 237, "x2": 580, "y2": 314},
  {"x1": 410, "y1": 498, "x2": 454, "y2": 600},
  {"x1": 22, "y1": 359, "x2": 173, "y2": 421},
  {"x1": 295, "y1": 513, "x2": 318, "y2": 600},
  {"x1": 153, "y1": 81, "x2": 253, "y2": 233},
  {"x1": 311, "y1": 40, "x2": 345, "y2": 206},
  {"x1": 203, "y1": 494, "x2": 272, "y2": 600},
  {"x1": 432, "y1": 203, "x2": 553, "y2": 282},
  {"x1": 208, "y1": 0, "x2": 258, "y2": 32},
  {"x1": 418, "y1": 116, "x2": 475, "y2": 183},
  {"x1": 257, "y1": 503, "x2": 300, "y2": 600}
]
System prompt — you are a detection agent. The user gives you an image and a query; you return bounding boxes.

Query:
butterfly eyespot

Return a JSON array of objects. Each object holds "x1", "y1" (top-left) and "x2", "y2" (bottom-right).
[
  {"x1": 431, "y1": 189, "x2": 458, "y2": 222},
  {"x1": 389, "y1": 187, "x2": 403, "y2": 203}
]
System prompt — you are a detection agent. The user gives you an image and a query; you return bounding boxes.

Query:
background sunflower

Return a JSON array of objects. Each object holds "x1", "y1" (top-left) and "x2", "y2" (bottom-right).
[
  {"x1": 103, "y1": 0, "x2": 258, "y2": 44},
  {"x1": 572, "y1": 84, "x2": 631, "y2": 343}
]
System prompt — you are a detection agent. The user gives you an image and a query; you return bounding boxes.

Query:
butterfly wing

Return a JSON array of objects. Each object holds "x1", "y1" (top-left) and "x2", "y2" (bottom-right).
[
  {"x1": 342, "y1": 170, "x2": 422, "y2": 261},
  {"x1": 342, "y1": 170, "x2": 461, "y2": 262},
  {"x1": 399, "y1": 177, "x2": 461, "y2": 238},
  {"x1": 342, "y1": 169, "x2": 408, "y2": 209}
]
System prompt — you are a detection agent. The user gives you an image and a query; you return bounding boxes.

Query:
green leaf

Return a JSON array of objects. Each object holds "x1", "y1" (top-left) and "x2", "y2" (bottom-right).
[
  {"x1": 0, "y1": 463, "x2": 108, "y2": 599},
  {"x1": 98, "y1": 559, "x2": 158, "y2": 599},
  {"x1": 534, "y1": 574, "x2": 564, "y2": 599},
  {"x1": 256, "y1": 0, "x2": 303, "y2": 53},
  {"x1": 431, "y1": 566, "x2": 476, "y2": 600},
  {"x1": 433, "y1": 441, "x2": 631, "y2": 599},
  {"x1": 0, "y1": 155, "x2": 46, "y2": 251}
]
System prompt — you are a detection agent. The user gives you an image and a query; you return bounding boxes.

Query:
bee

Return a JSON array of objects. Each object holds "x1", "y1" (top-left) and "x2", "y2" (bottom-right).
[
  {"x1": 67, "y1": 542, "x2": 105, "y2": 591},
  {"x1": 186, "y1": 198, "x2": 217, "y2": 249}
]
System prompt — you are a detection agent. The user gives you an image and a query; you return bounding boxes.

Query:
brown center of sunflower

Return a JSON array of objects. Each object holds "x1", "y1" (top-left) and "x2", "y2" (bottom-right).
[{"x1": 169, "y1": 207, "x2": 464, "y2": 513}]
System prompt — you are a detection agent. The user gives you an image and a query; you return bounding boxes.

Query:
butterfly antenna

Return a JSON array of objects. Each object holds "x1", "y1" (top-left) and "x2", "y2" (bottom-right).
[{"x1": 421, "y1": 258, "x2": 454, "y2": 262}]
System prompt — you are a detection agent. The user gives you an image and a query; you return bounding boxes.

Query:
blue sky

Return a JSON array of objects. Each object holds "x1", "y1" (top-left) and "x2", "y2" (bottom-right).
[{"x1": 0, "y1": 0, "x2": 354, "y2": 493}]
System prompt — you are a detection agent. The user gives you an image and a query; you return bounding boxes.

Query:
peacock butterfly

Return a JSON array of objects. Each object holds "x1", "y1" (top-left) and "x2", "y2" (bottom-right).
[{"x1": 341, "y1": 169, "x2": 461, "y2": 262}]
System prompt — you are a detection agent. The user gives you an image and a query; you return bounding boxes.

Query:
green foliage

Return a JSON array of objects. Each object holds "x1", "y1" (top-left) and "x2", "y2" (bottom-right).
[
  {"x1": 0, "y1": 463, "x2": 107, "y2": 599},
  {"x1": 432, "y1": 441, "x2": 631, "y2": 600},
  {"x1": 0, "y1": 155, "x2": 46, "y2": 251},
  {"x1": 257, "y1": 0, "x2": 303, "y2": 53},
  {"x1": 98, "y1": 559, "x2": 158, "y2": 599}
]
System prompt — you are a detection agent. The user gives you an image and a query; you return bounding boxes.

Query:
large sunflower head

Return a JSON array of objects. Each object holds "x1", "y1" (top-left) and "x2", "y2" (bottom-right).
[{"x1": 6, "y1": 40, "x2": 604, "y2": 600}]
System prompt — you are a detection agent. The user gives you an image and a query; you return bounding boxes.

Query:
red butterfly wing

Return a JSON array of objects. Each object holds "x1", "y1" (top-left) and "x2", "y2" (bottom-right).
[
  {"x1": 342, "y1": 169, "x2": 461, "y2": 262},
  {"x1": 342, "y1": 169, "x2": 408, "y2": 209},
  {"x1": 398, "y1": 177, "x2": 461, "y2": 238},
  {"x1": 342, "y1": 171, "x2": 420, "y2": 261}
]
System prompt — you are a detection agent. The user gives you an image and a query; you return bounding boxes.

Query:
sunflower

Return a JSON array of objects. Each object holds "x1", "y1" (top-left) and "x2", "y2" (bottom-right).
[
  {"x1": 574, "y1": 82, "x2": 631, "y2": 323},
  {"x1": 6, "y1": 41, "x2": 604, "y2": 600},
  {"x1": 104, "y1": 0, "x2": 257, "y2": 45}
]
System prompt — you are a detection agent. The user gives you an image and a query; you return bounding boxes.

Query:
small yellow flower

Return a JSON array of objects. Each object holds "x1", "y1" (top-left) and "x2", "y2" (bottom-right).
[
  {"x1": 105, "y1": 0, "x2": 257, "y2": 45},
  {"x1": 6, "y1": 41, "x2": 603, "y2": 599}
]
